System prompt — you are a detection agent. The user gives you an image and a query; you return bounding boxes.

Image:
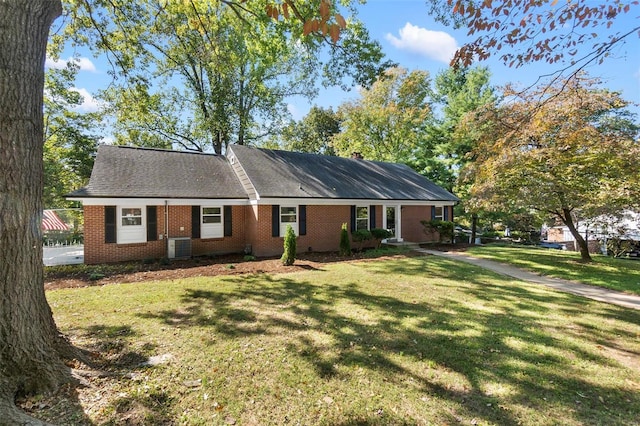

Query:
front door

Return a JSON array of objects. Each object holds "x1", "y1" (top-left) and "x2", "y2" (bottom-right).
[{"x1": 386, "y1": 206, "x2": 396, "y2": 239}]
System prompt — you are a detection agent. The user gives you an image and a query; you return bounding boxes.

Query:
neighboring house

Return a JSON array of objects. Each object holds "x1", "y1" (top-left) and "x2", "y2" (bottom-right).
[
  {"x1": 546, "y1": 211, "x2": 640, "y2": 253},
  {"x1": 67, "y1": 144, "x2": 458, "y2": 264}
]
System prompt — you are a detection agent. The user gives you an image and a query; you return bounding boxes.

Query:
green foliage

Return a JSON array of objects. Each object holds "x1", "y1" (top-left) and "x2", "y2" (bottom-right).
[
  {"x1": 333, "y1": 67, "x2": 432, "y2": 163},
  {"x1": 466, "y1": 74, "x2": 639, "y2": 261},
  {"x1": 62, "y1": 0, "x2": 389, "y2": 153},
  {"x1": 243, "y1": 255, "x2": 257, "y2": 262},
  {"x1": 370, "y1": 228, "x2": 391, "y2": 248},
  {"x1": 606, "y1": 238, "x2": 634, "y2": 258},
  {"x1": 277, "y1": 106, "x2": 340, "y2": 154},
  {"x1": 351, "y1": 229, "x2": 372, "y2": 251},
  {"x1": 339, "y1": 223, "x2": 351, "y2": 256},
  {"x1": 421, "y1": 219, "x2": 454, "y2": 243},
  {"x1": 43, "y1": 63, "x2": 101, "y2": 207},
  {"x1": 281, "y1": 224, "x2": 297, "y2": 266}
]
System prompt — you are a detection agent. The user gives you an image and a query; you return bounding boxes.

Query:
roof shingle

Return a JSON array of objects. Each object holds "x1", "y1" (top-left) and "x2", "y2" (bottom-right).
[
  {"x1": 229, "y1": 145, "x2": 458, "y2": 202},
  {"x1": 68, "y1": 145, "x2": 247, "y2": 199}
]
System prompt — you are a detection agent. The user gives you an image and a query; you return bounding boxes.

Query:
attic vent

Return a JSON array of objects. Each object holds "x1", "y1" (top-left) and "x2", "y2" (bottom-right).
[{"x1": 168, "y1": 238, "x2": 191, "y2": 259}]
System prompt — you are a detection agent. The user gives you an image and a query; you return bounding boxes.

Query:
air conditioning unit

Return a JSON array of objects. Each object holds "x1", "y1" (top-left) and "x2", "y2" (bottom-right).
[{"x1": 168, "y1": 238, "x2": 191, "y2": 259}]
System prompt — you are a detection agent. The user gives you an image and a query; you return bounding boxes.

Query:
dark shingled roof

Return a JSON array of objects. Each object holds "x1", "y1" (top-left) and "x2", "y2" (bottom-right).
[
  {"x1": 68, "y1": 145, "x2": 247, "y2": 199},
  {"x1": 230, "y1": 145, "x2": 458, "y2": 201}
]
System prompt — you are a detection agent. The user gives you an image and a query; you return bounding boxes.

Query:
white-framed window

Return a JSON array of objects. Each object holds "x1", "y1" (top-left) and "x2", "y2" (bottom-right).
[
  {"x1": 201, "y1": 206, "x2": 223, "y2": 238},
  {"x1": 118, "y1": 207, "x2": 145, "y2": 243},
  {"x1": 356, "y1": 206, "x2": 369, "y2": 231},
  {"x1": 280, "y1": 206, "x2": 298, "y2": 236},
  {"x1": 433, "y1": 206, "x2": 444, "y2": 220}
]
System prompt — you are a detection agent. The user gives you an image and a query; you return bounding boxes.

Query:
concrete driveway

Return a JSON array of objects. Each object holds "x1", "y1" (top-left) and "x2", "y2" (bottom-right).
[{"x1": 43, "y1": 245, "x2": 84, "y2": 266}]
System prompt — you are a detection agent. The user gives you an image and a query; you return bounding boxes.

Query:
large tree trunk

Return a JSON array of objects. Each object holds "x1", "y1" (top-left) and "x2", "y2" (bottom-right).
[
  {"x1": 470, "y1": 213, "x2": 478, "y2": 244},
  {"x1": 0, "y1": 0, "x2": 74, "y2": 422},
  {"x1": 561, "y1": 208, "x2": 592, "y2": 262}
]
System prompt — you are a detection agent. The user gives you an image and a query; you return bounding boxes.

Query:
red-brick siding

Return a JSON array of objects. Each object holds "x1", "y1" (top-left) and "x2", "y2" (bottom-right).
[
  {"x1": 84, "y1": 205, "x2": 166, "y2": 264},
  {"x1": 401, "y1": 205, "x2": 433, "y2": 243},
  {"x1": 85, "y1": 204, "x2": 247, "y2": 264},
  {"x1": 250, "y1": 205, "x2": 381, "y2": 257},
  {"x1": 84, "y1": 203, "x2": 449, "y2": 263},
  {"x1": 192, "y1": 205, "x2": 247, "y2": 256}
]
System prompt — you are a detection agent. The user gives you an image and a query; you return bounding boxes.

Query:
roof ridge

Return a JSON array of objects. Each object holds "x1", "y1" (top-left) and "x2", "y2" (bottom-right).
[{"x1": 100, "y1": 144, "x2": 221, "y2": 157}]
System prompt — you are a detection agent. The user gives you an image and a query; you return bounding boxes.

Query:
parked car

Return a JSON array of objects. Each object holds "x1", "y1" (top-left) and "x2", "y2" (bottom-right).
[{"x1": 538, "y1": 241, "x2": 565, "y2": 250}]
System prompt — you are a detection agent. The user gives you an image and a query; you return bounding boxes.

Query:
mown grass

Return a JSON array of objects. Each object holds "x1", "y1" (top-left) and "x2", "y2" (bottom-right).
[
  {"x1": 42, "y1": 256, "x2": 640, "y2": 425},
  {"x1": 464, "y1": 244, "x2": 640, "y2": 296}
]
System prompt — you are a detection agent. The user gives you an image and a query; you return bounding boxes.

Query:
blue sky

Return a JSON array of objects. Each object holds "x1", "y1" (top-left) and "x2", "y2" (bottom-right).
[{"x1": 47, "y1": 0, "x2": 640, "y2": 124}]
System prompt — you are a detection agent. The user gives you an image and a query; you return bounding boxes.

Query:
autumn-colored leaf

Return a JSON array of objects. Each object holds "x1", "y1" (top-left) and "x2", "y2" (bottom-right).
[
  {"x1": 335, "y1": 13, "x2": 346, "y2": 28},
  {"x1": 282, "y1": 2, "x2": 289, "y2": 19},
  {"x1": 319, "y1": 0, "x2": 330, "y2": 20},
  {"x1": 329, "y1": 24, "x2": 340, "y2": 43}
]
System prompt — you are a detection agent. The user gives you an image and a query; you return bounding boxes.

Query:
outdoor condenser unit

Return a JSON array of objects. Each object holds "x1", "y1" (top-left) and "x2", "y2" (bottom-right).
[{"x1": 168, "y1": 237, "x2": 191, "y2": 259}]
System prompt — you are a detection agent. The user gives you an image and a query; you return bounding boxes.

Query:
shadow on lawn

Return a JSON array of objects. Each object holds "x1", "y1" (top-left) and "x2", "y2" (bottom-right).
[{"x1": 136, "y1": 257, "x2": 640, "y2": 425}]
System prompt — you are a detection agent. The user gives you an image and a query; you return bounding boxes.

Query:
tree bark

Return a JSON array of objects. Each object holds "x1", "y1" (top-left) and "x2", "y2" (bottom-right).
[
  {"x1": 561, "y1": 208, "x2": 592, "y2": 262},
  {"x1": 470, "y1": 213, "x2": 478, "y2": 244},
  {"x1": 0, "y1": 0, "x2": 73, "y2": 421}
]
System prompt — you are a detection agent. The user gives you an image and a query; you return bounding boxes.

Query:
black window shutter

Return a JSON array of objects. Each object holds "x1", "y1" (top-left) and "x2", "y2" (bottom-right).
[
  {"x1": 299, "y1": 205, "x2": 307, "y2": 236},
  {"x1": 369, "y1": 205, "x2": 376, "y2": 229},
  {"x1": 191, "y1": 205, "x2": 201, "y2": 239},
  {"x1": 431, "y1": 206, "x2": 436, "y2": 220},
  {"x1": 450, "y1": 206, "x2": 454, "y2": 223},
  {"x1": 224, "y1": 205, "x2": 232, "y2": 237},
  {"x1": 147, "y1": 206, "x2": 157, "y2": 241},
  {"x1": 272, "y1": 205, "x2": 280, "y2": 237},
  {"x1": 105, "y1": 206, "x2": 116, "y2": 243},
  {"x1": 350, "y1": 205, "x2": 356, "y2": 232},
  {"x1": 444, "y1": 206, "x2": 449, "y2": 221}
]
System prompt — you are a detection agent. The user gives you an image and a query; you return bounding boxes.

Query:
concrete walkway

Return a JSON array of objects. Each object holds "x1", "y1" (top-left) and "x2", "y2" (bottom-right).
[{"x1": 414, "y1": 247, "x2": 640, "y2": 311}]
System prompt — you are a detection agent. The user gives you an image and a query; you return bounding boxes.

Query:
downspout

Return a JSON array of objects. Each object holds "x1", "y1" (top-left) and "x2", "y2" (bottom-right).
[{"x1": 165, "y1": 200, "x2": 169, "y2": 258}]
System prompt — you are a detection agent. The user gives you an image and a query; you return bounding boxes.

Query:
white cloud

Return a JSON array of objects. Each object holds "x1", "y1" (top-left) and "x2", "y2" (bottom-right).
[
  {"x1": 70, "y1": 87, "x2": 102, "y2": 112},
  {"x1": 45, "y1": 56, "x2": 97, "y2": 72},
  {"x1": 385, "y1": 23, "x2": 459, "y2": 64}
]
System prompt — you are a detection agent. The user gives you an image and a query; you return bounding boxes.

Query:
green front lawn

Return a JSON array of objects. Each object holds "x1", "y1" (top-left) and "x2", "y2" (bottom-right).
[
  {"x1": 39, "y1": 256, "x2": 640, "y2": 425},
  {"x1": 464, "y1": 244, "x2": 640, "y2": 296}
]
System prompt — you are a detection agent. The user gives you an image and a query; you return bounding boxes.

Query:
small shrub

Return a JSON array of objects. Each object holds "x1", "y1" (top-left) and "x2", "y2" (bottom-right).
[
  {"x1": 281, "y1": 224, "x2": 297, "y2": 266},
  {"x1": 352, "y1": 229, "x2": 373, "y2": 252},
  {"x1": 226, "y1": 264, "x2": 236, "y2": 270},
  {"x1": 244, "y1": 255, "x2": 256, "y2": 261},
  {"x1": 421, "y1": 219, "x2": 454, "y2": 243},
  {"x1": 370, "y1": 228, "x2": 391, "y2": 248},
  {"x1": 89, "y1": 272, "x2": 105, "y2": 281},
  {"x1": 159, "y1": 257, "x2": 171, "y2": 265},
  {"x1": 339, "y1": 223, "x2": 351, "y2": 256},
  {"x1": 142, "y1": 257, "x2": 155, "y2": 265}
]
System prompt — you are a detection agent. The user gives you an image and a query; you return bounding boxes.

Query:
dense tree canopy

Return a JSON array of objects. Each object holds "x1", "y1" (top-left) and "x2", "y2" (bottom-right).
[
  {"x1": 44, "y1": 61, "x2": 99, "y2": 208},
  {"x1": 56, "y1": 0, "x2": 391, "y2": 154},
  {"x1": 277, "y1": 106, "x2": 341, "y2": 155},
  {"x1": 333, "y1": 67, "x2": 433, "y2": 163},
  {"x1": 464, "y1": 75, "x2": 639, "y2": 261}
]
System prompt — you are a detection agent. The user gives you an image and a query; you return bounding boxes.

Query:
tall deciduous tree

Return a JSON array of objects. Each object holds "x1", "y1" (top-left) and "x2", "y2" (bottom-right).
[
  {"x1": 411, "y1": 66, "x2": 496, "y2": 243},
  {"x1": 333, "y1": 67, "x2": 433, "y2": 162},
  {"x1": 278, "y1": 106, "x2": 341, "y2": 154},
  {"x1": 464, "y1": 75, "x2": 639, "y2": 261},
  {"x1": 0, "y1": 0, "x2": 84, "y2": 423},
  {"x1": 44, "y1": 62, "x2": 100, "y2": 208},
  {"x1": 59, "y1": 0, "x2": 390, "y2": 154}
]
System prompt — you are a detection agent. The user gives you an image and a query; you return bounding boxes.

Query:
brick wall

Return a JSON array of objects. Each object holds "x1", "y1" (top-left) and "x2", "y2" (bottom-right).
[
  {"x1": 250, "y1": 204, "x2": 382, "y2": 257},
  {"x1": 84, "y1": 203, "x2": 448, "y2": 263},
  {"x1": 401, "y1": 205, "x2": 432, "y2": 243},
  {"x1": 84, "y1": 205, "x2": 166, "y2": 264},
  {"x1": 85, "y1": 204, "x2": 248, "y2": 264}
]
